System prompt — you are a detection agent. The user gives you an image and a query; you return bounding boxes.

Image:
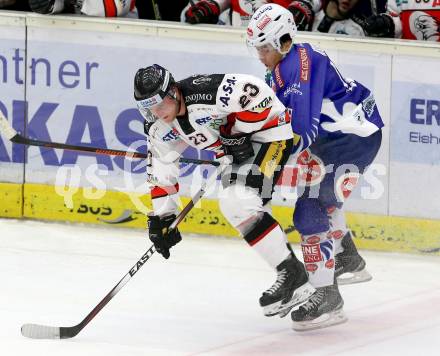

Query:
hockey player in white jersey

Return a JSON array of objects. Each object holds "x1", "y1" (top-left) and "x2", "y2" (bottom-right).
[
  {"x1": 29, "y1": 0, "x2": 137, "y2": 17},
  {"x1": 134, "y1": 64, "x2": 315, "y2": 318}
]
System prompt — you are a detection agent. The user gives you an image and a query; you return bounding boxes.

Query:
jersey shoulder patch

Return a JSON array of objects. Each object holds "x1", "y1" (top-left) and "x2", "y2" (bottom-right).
[{"x1": 179, "y1": 74, "x2": 224, "y2": 106}]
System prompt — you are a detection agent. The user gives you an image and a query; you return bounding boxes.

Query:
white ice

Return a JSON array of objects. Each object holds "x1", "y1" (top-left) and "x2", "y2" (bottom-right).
[{"x1": 1, "y1": 218, "x2": 440, "y2": 356}]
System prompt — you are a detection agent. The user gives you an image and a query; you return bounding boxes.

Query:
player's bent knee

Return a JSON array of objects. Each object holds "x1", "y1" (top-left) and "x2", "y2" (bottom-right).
[
  {"x1": 219, "y1": 184, "x2": 264, "y2": 228},
  {"x1": 293, "y1": 199, "x2": 329, "y2": 235}
]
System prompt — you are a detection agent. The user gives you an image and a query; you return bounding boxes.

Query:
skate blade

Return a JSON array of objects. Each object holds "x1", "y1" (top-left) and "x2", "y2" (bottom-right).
[
  {"x1": 292, "y1": 309, "x2": 348, "y2": 332},
  {"x1": 337, "y1": 268, "x2": 372, "y2": 285},
  {"x1": 263, "y1": 282, "x2": 316, "y2": 317}
]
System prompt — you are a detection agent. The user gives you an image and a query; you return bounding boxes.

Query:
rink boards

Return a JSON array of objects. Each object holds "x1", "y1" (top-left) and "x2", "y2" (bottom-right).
[
  {"x1": 2, "y1": 181, "x2": 440, "y2": 255},
  {"x1": 1, "y1": 13, "x2": 440, "y2": 254}
]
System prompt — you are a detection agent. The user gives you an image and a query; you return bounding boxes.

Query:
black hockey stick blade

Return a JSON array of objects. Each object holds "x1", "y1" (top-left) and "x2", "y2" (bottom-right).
[{"x1": 0, "y1": 112, "x2": 219, "y2": 166}]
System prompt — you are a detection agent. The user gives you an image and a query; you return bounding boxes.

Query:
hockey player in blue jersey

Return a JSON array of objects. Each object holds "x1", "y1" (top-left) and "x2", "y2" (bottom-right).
[{"x1": 247, "y1": 3, "x2": 383, "y2": 331}]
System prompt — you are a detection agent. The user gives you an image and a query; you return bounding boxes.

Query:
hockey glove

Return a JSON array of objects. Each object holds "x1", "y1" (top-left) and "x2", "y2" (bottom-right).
[
  {"x1": 185, "y1": 0, "x2": 221, "y2": 25},
  {"x1": 288, "y1": 0, "x2": 315, "y2": 31},
  {"x1": 364, "y1": 14, "x2": 395, "y2": 38},
  {"x1": 219, "y1": 126, "x2": 254, "y2": 164},
  {"x1": 29, "y1": 0, "x2": 63, "y2": 14},
  {"x1": 148, "y1": 214, "x2": 182, "y2": 259}
]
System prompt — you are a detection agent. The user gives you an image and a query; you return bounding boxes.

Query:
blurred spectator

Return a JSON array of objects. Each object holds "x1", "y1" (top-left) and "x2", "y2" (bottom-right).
[
  {"x1": 289, "y1": 0, "x2": 401, "y2": 38},
  {"x1": 28, "y1": 0, "x2": 138, "y2": 17},
  {"x1": 390, "y1": 0, "x2": 439, "y2": 41},
  {"x1": 137, "y1": 0, "x2": 188, "y2": 20},
  {"x1": 0, "y1": 0, "x2": 17, "y2": 7},
  {"x1": 182, "y1": 0, "x2": 273, "y2": 26},
  {"x1": 0, "y1": 0, "x2": 30, "y2": 10}
]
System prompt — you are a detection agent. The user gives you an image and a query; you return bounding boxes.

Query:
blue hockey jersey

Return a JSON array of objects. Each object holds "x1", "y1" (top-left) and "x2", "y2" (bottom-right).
[{"x1": 268, "y1": 43, "x2": 384, "y2": 153}]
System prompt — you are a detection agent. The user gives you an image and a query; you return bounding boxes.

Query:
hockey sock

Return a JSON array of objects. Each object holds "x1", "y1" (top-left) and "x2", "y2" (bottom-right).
[
  {"x1": 243, "y1": 212, "x2": 291, "y2": 269},
  {"x1": 326, "y1": 206, "x2": 349, "y2": 254},
  {"x1": 300, "y1": 232, "x2": 335, "y2": 288}
]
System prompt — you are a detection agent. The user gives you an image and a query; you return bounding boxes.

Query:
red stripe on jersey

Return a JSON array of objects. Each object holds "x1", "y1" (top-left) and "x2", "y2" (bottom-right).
[
  {"x1": 248, "y1": 222, "x2": 278, "y2": 246},
  {"x1": 151, "y1": 184, "x2": 179, "y2": 199},
  {"x1": 261, "y1": 111, "x2": 291, "y2": 130},
  {"x1": 207, "y1": 138, "x2": 222, "y2": 149},
  {"x1": 235, "y1": 108, "x2": 271, "y2": 123},
  {"x1": 103, "y1": 0, "x2": 117, "y2": 17}
]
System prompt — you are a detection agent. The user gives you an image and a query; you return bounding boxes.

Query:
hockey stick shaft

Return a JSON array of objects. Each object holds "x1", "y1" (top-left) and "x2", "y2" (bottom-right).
[
  {"x1": 0, "y1": 112, "x2": 219, "y2": 166},
  {"x1": 20, "y1": 161, "x2": 225, "y2": 339},
  {"x1": 151, "y1": 0, "x2": 162, "y2": 20}
]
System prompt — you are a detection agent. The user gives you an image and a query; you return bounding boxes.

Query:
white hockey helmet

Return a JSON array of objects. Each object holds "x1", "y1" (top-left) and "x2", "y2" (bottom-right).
[{"x1": 246, "y1": 3, "x2": 297, "y2": 55}]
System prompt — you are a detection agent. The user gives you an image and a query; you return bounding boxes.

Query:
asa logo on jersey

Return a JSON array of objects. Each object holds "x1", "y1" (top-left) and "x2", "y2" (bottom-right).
[
  {"x1": 335, "y1": 172, "x2": 360, "y2": 202},
  {"x1": 299, "y1": 48, "x2": 310, "y2": 82}
]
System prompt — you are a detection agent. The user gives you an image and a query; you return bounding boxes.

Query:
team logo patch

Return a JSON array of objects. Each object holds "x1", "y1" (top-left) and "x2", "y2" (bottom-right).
[
  {"x1": 325, "y1": 259, "x2": 335, "y2": 269},
  {"x1": 195, "y1": 116, "x2": 212, "y2": 125},
  {"x1": 362, "y1": 93, "x2": 376, "y2": 117},
  {"x1": 320, "y1": 240, "x2": 334, "y2": 261},
  {"x1": 251, "y1": 96, "x2": 272, "y2": 112},
  {"x1": 329, "y1": 230, "x2": 344, "y2": 240},
  {"x1": 257, "y1": 15, "x2": 272, "y2": 30},
  {"x1": 335, "y1": 172, "x2": 360, "y2": 202},
  {"x1": 302, "y1": 244, "x2": 322, "y2": 263},
  {"x1": 299, "y1": 48, "x2": 310, "y2": 82},
  {"x1": 306, "y1": 235, "x2": 321, "y2": 244},
  {"x1": 274, "y1": 65, "x2": 284, "y2": 88},
  {"x1": 192, "y1": 76, "x2": 212, "y2": 85},
  {"x1": 305, "y1": 263, "x2": 318, "y2": 273},
  {"x1": 296, "y1": 149, "x2": 326, "y2": 187}
]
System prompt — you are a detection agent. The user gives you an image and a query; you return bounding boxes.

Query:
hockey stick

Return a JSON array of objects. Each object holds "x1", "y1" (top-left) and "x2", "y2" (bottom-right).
[
  {"x1": 151, "y1": 0, "x2": 162, "y2": 20},
  {"x1": 20, "y1": 161, "x2": 225, "y2": 339},
  {"x1": 0, "y1": 112, "x2": 219, "y2": 167}
]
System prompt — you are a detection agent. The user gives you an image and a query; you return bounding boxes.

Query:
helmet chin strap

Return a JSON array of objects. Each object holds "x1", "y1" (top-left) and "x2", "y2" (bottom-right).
[
  {"x1": 172, "y1": 88, "x2": 185, "y2": 116},
  {"x1": 278, "y1": 41, "x2": 293, "y2": 56}
]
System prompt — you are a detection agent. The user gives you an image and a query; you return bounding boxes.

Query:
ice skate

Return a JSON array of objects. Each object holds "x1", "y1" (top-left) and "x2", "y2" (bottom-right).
[
  {"x1": 335, "y1": 232, "x2": 372, "y2": 285},
  {"x1": 260, "y1": 254, "x2": 315, "y2": 317},
  {"x1": 291, "y1": 283, "x2": 347, "y2": 331}
]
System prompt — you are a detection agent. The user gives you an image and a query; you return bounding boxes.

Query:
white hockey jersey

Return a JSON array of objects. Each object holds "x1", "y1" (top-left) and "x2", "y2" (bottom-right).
[
  {"x1": 392, "y1": 0, "x2": 440, "y2": 41},
  {"x1": 139, "y1": 73, "x2": 292, "y2": 217},
  {"x1": 50, "y1": 0, "x2": 137, "y2": 17}
]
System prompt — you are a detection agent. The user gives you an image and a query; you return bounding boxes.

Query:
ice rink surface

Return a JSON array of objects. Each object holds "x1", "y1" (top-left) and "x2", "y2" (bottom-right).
[{"x1": 1, "y1": 218, "x2": 440, "y2": 356}]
